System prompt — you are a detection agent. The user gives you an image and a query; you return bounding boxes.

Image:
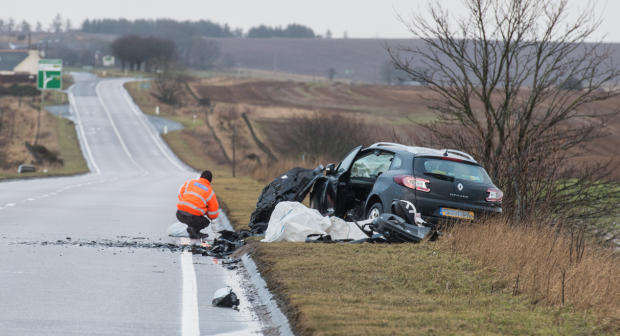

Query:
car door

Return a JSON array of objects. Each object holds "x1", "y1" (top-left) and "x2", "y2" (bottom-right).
[{"x1": 310, "y1": 146, "x2": 362, "y2": 215}]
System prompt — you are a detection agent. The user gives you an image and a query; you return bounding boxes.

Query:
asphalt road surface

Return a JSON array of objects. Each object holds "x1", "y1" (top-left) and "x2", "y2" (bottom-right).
[{"x1": 0, "y1": 74, "x2": 264, "y2": 336}]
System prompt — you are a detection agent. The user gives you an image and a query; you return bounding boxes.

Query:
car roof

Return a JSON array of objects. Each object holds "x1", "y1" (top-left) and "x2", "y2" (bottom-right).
[{"x1": 367, "y1": 142, "x2": 479, "y2": 164}]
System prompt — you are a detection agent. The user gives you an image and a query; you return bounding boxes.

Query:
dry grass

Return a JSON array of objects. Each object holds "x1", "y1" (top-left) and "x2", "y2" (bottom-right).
[
  {"x1": 0, "y1": 97, "x2": 87, "y2": 179},
  {"x1": 252, "y1": 241, "x2": 607, "y2": 335},
  {"x1": 0, "y1": 117, "x2": 88, "y2": 180},
  {"x1": 444, "y1": 219, "x2": 620, "y2": 331}
]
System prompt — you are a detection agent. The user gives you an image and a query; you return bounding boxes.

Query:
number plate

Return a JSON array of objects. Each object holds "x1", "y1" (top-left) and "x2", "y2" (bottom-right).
[{"x1": 439, "y1": 207, "x2": 474, "y2": 220}]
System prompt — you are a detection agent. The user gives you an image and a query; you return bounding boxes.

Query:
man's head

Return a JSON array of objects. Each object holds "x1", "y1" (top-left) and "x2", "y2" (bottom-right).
[{"x1": 200, "y1": 171, "x2": 213, "y2": 182}]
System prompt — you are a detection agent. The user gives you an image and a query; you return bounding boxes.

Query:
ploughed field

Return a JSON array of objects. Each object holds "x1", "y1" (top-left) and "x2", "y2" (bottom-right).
[{"x1": 191, "y1": 78, "x2": 620, "y2": 169}]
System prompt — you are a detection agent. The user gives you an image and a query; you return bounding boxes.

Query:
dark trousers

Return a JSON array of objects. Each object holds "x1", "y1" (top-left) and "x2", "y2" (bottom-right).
[{"x1": 176, "y1": 210, "x2": 211, "y2": 231}]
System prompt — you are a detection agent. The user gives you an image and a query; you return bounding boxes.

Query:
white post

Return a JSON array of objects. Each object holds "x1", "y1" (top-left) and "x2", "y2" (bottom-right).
[
  {"x1": 156, "y1": 106, "x2": 159, "y2": 115},
  {"x1": 164, "y1": 126, "x2": 168, "y2": 134},
  {"x1": 192, "y1": 114, "x2": 196, "y2": 125}
]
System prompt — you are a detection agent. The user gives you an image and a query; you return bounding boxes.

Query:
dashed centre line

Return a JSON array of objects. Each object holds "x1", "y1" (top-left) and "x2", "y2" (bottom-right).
[{"x1": 0, "y1": 178, "x2": 128, "y2": 210}]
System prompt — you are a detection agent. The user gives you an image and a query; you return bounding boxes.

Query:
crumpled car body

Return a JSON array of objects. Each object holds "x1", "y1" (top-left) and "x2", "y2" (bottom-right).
[
  {"x1": 249, "y1": 143, "x2": 502, "y2": 230},
  {"x1": 248, "y1": 166, "x2": 323, "y2": 229}
]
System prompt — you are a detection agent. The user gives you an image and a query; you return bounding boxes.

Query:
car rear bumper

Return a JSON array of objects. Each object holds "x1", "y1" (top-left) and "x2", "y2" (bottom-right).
[{"x1": 415, "y1": 195, "x2": 502, "y2": 224}]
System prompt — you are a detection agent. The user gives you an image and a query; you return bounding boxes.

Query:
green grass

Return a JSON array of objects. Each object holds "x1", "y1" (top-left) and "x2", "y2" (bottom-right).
[
  {"x1": 41, "y1": 92, "x2": 68, "y2": 108},
  {"x1": 0, "y1": 117, "x2": 88, "y2": 180},
  {"x1": 253, "y1": 242, "x2": 605, "y2": 336}
]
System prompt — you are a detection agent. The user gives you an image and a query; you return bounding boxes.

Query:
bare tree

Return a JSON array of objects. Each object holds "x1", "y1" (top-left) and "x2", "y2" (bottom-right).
[
  {"x1": 151, "y1": 57, "x2": 187, "y2": 105},
  {"x1": 389, "y1": 0, "x2": 620, "y2": 235},
  {"x1": 274, "y1": 110, "x2": 360, "y2": 161}
]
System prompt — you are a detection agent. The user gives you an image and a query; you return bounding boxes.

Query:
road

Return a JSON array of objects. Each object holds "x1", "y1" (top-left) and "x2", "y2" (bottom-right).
[{"x1": 0, "y1": 74, "x2": 264, "y2": 336}]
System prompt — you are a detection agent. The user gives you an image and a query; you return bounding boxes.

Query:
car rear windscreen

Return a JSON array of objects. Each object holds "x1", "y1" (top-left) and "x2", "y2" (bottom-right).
[{"x1": 414, "y1": 157, "x2": 492, "y2": 184}]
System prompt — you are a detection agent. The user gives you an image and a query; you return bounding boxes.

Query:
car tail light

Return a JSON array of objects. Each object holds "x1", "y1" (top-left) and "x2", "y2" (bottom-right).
[
  {"x1": 394, "y1": 175, "x2": 430, "y2": 192},
  {"x1": 486, "y1": 188, "x2": 503, "y2": 202}
]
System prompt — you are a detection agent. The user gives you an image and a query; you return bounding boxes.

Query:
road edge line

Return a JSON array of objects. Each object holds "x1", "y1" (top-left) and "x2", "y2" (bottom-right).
[
  {"x1": 181, "y1": 250, "x2": 201, "y2": 336},
  {"x1": 217, "y1": 211, "x2": 294, "y2": 336},
  {"x1": 68, "y1": 90, "x2": 101, "y2": 175},
  {"x1": 119, "y1": 79, "x2": 192, "y2": 173}
]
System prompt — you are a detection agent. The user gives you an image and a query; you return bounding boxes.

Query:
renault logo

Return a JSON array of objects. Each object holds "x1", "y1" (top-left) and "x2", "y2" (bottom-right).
[{"x1": 457, "y1": 183, "x2": 463, "y2": 191}]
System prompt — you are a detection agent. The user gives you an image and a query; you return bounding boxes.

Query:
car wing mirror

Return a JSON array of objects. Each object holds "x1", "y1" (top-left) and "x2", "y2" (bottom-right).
[{"x1": 325, "y1": 163, "x2": 335, "y2": 175}]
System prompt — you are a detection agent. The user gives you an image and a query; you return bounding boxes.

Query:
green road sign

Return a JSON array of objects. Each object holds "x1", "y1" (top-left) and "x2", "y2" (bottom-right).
[{"x1": 38, "y1": 59, "x2": 63, "y2": 90}]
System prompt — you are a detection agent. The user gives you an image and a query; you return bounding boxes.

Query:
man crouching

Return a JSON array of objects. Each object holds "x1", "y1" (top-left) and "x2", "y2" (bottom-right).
[{"x1": 176, "y1": 171, "x2": 219, "y2": 239}]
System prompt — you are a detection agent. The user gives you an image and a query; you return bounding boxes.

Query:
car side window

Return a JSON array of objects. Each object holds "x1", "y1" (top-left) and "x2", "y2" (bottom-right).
[
  {"x1": 351, "y1": 152, "x2": 395, "y2": 178},
  {"x1": 337, "y1": 147, "x2": 361, "y2": 174},
  {"x1": 390, "y1": 155, "x2": 403, "y2": 169}
]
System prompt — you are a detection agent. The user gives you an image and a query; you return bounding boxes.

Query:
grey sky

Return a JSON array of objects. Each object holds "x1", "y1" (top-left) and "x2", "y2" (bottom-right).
[{"x1": 5, "y1": 0, "x2": 620, "y2": 41}]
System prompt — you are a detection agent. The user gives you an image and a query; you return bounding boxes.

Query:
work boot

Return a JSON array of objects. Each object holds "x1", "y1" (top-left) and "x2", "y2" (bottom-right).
[{"x1": 186, "y1": 227, "x2": 209, "y2": 239}]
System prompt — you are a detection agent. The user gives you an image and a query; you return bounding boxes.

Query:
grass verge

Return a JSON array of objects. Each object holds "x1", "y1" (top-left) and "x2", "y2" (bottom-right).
[
  {"x1": 0, "y1": 117, "x2": 88, "y2": 180},
  {"x1": 249, "y1": 242, "x2": 607, "y2": 336}
]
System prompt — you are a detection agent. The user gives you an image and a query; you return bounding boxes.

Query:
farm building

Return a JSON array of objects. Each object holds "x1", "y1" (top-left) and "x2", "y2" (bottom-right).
[{"x1": 0, "y1": 50, "x2": 40, "y2": 83}]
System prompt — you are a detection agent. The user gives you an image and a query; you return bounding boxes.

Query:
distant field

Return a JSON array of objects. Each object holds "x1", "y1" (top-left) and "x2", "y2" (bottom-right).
[{"x1": 192, "y1": 77, "x2": 436, "y2": 124}]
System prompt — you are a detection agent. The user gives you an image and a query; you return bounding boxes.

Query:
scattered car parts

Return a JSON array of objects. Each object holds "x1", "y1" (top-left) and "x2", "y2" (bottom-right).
[{"x1": 212, "y1": 287, "x2": 240, "y2": 308}]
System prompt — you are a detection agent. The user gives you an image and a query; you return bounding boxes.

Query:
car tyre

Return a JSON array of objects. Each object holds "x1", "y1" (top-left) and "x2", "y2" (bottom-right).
[{"x1": 367, "y1": 202, "x2": 383, "y2": 220}]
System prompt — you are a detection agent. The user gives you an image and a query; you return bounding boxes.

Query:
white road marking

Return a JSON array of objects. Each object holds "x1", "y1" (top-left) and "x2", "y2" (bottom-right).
[
  {"x1": 69, "y1": 91, "x2": 101, "y2": 175},
  {"x1": 6, "y1": 204, "x2": 15, "y2": 207},
  {"x1": 95, "y1": 81, "x2": 149, "y2": 177},
  {"x1": 27, "y1": 198, "x2": 35, "y2": 201},
  {"x1": 120, "y1": 84, "x2": 189, "y2": 173},
  {"x1": 181, "y1": 251, "x2": 200, "y2": 336}
]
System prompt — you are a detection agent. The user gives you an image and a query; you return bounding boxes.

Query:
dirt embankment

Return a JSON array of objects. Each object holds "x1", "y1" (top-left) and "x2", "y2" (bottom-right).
[{"x1": 0, "y1": 97, "x2": 60, "y2": 171}]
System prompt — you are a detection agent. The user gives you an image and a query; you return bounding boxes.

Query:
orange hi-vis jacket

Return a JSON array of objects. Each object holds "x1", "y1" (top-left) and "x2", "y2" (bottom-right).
[{"x1": 177, "y1": 178, "x2": 219, "y2": 219}]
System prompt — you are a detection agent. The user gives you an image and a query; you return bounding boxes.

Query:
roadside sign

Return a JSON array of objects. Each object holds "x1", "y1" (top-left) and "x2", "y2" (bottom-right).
[
  {"x1": 102, "y1": 55, "x2": 115, "y2": 67},
  {"x1": 140, "y1": 82, "x2": 151, "y2": 89},
  {"x1": 38, "y1": 59, "x2": 63, "y2": 90}
]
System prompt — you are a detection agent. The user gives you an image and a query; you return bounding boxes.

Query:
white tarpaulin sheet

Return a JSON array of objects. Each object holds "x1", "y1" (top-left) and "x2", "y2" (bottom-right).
[{"x1": 262, "y1": 202, "x2": 368, "y2": 242}]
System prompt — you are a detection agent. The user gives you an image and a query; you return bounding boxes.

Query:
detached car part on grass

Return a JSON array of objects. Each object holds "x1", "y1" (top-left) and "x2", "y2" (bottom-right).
[{"x1": 306, "y1": 213, "x2": 434, "y2": 244}]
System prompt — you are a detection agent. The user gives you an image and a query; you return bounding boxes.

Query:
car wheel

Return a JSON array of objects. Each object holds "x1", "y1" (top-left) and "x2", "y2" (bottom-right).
[{"x1": 367, "y1": 202, "x2": 383, "y2": 220}]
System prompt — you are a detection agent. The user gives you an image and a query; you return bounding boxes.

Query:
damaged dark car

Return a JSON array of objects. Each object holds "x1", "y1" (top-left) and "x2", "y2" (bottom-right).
[
  {"x1": 309, "y1": 143, "x2": 503, "y2": 225},
  {"x1": 248, "y1": 142, "x2": 503, "y2": 230}
]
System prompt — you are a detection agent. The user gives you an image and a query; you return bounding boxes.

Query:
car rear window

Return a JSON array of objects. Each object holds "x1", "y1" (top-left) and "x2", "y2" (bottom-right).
[{"x1": 414, "y1": 157, "x2": 491, "y2": 184}]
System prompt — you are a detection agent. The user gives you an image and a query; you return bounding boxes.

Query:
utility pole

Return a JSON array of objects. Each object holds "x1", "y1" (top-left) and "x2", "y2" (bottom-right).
[
  {"x1": 232, "y1": 123, "x2": 236, "y2": 177},
  {"x1": 35, "y1": 98, "x2": 42, "y2": 145}
]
